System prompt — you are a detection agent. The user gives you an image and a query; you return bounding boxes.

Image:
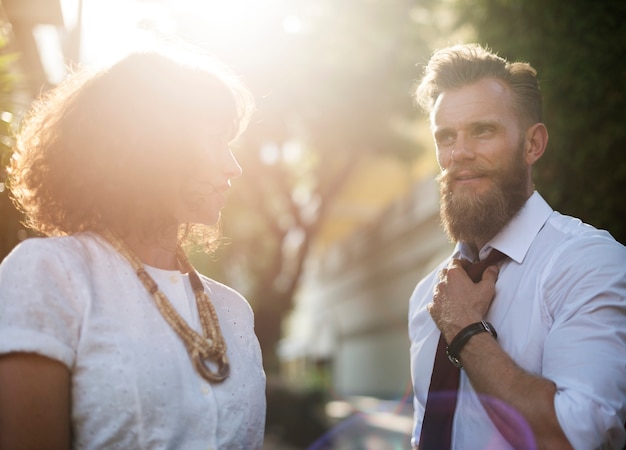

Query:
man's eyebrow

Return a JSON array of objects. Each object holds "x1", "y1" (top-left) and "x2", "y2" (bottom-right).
[
  {"x1": 470, "y1": 119, "x2": 501, "y2": 128},
  {"x1": 433, "y1": 127, "x2": 454, "y2": 137}
]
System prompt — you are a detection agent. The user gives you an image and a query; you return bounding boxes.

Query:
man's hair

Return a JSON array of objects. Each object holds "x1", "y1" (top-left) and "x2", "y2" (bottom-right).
[
  {"x1": 415, "y1": 43, "x2": 542, "y2": 126},
  {"x1": 9, "y1": 43, "x2": 254, "y2": 251}
]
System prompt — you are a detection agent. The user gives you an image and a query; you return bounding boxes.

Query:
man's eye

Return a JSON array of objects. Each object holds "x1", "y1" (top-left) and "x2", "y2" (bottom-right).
[
  {"x1": 475, "y1": 126, "x2": 494, "y2": 137},
  {"x1": 436, "y1": 133, "x2": 455, "y2": 146}
]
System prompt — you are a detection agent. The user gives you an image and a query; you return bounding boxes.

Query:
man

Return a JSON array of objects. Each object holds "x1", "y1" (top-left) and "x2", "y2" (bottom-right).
[{"x1": 409, "y1": 43, "x2": 626, "y2": 450}]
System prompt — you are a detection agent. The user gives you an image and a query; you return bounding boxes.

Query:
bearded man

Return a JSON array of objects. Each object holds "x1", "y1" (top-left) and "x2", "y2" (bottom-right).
[{"x1": 408, "y1": 43, "x2": 626, "y2": 450}]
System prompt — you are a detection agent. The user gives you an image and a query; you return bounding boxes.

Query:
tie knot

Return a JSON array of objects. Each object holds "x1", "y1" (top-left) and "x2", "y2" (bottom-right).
[{"x1": 460, "y1": 249, "x2": 506, "y2": 283}]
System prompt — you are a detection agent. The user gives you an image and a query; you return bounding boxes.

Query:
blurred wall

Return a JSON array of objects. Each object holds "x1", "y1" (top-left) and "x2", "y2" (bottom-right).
[{"x1": 281, "y1": 176, "x2": 452, "y2": 399}]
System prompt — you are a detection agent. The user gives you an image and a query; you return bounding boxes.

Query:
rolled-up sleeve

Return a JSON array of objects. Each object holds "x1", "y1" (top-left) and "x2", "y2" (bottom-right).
[
  {"x1": 542, "y1": 236, "x2": 626, "y2": 449},
  {"x1": 0, "y1": 238, "x2": 86, "y2": 368}
]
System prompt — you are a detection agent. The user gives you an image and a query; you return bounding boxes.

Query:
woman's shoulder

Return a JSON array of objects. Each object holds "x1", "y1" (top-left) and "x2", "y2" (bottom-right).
[
  {"x1": 0, "y1": 233, "x2": 109, "y2": 272},
  {"x1": 198, "y1": 273, "x2": 245, "y2": 299},
  {"x1": 197, "y1": 273, "x2": 254, "y2": 314},
  {"x1": 1, "y1": 233, "x2": 104, "y2": 267}
]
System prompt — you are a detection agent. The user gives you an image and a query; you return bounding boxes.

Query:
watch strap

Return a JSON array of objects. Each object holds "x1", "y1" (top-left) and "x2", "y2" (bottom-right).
[{"x1": 446, "y1": 320, "x2": 497, "y2": 368}]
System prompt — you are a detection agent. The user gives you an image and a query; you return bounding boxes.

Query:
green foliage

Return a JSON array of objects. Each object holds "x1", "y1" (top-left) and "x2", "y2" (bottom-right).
[
  {"x1": 0, "y1": 37, "x2": 19, "y2": 168},
  {"x1": 454, "y1": 0, "x2": 626, "y2": 243},
  {"x1": 0, "y1": 25, "x2": 24, "y2": 262}
]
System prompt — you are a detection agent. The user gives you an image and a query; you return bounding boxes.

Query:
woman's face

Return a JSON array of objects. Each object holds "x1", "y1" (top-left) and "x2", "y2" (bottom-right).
[{"x1": 175, "y1": 127, "x2": 242, "y2": 226}]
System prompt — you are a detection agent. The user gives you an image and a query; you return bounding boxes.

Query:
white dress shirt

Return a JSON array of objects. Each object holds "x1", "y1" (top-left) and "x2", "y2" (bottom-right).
[
  {"x1": 0, "y1": 233, "x2": 266, "y2": 450},
  {"x1": 409, "y1": 192, "x2": 626, "y2": 449}
]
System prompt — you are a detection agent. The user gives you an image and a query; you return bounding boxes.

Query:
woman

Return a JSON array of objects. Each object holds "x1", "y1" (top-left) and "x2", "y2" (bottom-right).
[{"x1": 0, "y1": 47, "x2": 266, "y2": 449}]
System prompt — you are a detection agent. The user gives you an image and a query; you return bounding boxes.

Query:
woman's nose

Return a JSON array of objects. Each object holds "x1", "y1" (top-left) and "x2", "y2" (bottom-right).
[{"x1": 224, "y1": 149, "x2": 243, "y2": 178}]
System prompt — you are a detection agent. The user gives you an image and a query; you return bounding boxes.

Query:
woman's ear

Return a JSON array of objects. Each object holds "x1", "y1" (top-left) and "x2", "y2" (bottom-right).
[{"x1": 524, "y1": 122, "x2": 549, "y2": 165}]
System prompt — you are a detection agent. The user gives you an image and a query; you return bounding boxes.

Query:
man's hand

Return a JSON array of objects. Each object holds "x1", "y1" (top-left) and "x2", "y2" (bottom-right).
[{"x1": 428, "y1": 258, "x2": 500, "y2": 343}]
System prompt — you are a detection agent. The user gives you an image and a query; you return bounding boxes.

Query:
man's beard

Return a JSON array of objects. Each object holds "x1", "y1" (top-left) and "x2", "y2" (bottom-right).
[{"x1": 436, "y1": 144, "x2": 530, "y2": 248}]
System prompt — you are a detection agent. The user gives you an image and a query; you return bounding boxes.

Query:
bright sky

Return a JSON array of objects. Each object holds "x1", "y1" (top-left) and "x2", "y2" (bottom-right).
[
  {"x1": 76, "y1": 0, "x2": 298, "y2": 69},
  {"x1": 80, "y1": 0, "x2": 175, "y2": 68}
]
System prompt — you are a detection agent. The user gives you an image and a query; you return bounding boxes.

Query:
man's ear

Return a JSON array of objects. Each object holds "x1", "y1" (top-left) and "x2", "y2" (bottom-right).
[{"x1": 524, "y1": 122, "x2": 548, "y2": 165}]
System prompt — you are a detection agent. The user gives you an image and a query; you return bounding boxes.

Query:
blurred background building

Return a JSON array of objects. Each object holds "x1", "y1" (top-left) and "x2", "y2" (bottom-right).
[
  {"x1": 280, "y1": 177, "x2": 450, "y2": 399},
  {"x1": 2, "y1": 0, "x2": 76, "y2": 93}
]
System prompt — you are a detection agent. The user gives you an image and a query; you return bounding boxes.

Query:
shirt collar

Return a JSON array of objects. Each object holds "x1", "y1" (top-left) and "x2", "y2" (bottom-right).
[{"x1": 454, "y1": 191, "x2": 553, "y2": 264}]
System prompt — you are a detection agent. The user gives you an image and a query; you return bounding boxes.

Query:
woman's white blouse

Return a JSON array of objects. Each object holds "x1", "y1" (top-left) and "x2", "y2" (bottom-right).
[{"x1": 0, "y1": 233, "x2": 266, "y2": 450}]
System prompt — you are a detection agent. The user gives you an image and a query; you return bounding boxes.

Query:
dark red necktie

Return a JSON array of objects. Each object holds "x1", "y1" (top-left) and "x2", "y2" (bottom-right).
[{"x1": 418, "y1": 250, "x2": 506, "y2": 450}]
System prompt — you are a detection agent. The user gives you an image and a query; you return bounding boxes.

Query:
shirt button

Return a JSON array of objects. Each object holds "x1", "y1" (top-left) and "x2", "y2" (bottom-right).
[{"x1": 201, "y1": 384, "x2": 210, "y2": 394}]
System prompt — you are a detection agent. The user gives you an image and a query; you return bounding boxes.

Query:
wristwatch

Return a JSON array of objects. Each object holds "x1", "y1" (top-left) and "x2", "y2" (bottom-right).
[{"x1": 446, "y1": 320, "x2": 497, "y2": 368}]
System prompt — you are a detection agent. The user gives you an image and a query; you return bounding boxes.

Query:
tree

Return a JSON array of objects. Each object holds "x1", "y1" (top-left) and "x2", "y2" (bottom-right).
[
  {"x1": 0, "y1": 29, "x2": 24, "y2": 262},
  {"x1": 178, "y1": 0, "x2": 442, "y2": 371},
  {"x1": 454, "y1": 0, "x2": 626, "y2": 244}
]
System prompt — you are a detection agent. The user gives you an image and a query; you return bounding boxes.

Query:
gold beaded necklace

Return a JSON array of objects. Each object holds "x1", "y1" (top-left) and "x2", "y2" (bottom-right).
[{"x1": 102, "y1": 230, "x2": 230, "y2": 383}]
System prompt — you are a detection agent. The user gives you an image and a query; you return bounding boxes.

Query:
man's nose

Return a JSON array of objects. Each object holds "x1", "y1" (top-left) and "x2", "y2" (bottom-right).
[{"x1": 451, "y1": 133, "x2": 475, "y2": 162}]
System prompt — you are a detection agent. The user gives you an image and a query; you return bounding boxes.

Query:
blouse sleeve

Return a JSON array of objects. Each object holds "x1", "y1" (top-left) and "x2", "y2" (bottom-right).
[{"x1": 0, "y1": 237, "x2": 88, "y2": 368}]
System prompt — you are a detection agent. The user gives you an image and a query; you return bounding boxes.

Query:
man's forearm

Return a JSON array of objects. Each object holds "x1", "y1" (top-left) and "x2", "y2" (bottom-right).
[{"x1": 459, "y1": 333, "x2": 573, "y2": 450}]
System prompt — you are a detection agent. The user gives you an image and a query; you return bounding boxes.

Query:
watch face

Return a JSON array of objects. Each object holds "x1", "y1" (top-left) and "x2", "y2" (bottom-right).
[
  {"x1": 446, "y1": 350, "x2": 463, "y2": 369},
  {"x1": 481, "y1": 320, "x2": 497, "y2": 338}
]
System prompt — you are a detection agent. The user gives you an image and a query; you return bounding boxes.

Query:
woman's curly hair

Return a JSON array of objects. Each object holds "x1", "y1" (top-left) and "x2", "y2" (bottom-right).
[{"x1": 8, "y1": 45, "x2": 254, "y2": 252}]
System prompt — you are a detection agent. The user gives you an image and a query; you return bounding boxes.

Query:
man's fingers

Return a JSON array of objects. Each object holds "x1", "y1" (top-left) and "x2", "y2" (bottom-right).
[{"x1": 482, "y1": 265, "x2": 500, "y2": 283}]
